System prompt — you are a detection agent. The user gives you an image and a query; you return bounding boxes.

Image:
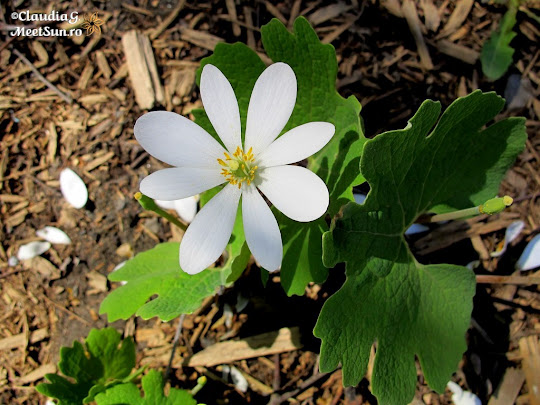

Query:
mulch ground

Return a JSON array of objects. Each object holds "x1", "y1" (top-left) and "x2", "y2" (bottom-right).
[{"x1": 0, "y1": 0, "x2": 539, "y2": 404}]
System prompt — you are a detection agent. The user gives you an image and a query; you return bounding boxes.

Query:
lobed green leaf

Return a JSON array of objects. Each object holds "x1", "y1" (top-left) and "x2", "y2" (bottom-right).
[
  {"x1": 314, "y1": 91, "x2": 526, "y2": 404},
  {"x1": 36, "y1": 328, "x2": 136, "y2": 404},
  {"x1": 481, "y1": 1, "x2": 518, "y2": 80},
  {"x1": 94, "y1": 370, "x2": 196, "y2": 405}
]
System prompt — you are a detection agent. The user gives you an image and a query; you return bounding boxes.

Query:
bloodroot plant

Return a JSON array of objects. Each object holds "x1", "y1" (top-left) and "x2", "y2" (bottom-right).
[{"x1": 88, "y1": 17, "x2": 524, "y2": 405}]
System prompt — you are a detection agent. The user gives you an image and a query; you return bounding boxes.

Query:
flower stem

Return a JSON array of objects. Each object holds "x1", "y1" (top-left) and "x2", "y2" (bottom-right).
[
  {"x1": 134, "y1": 192, "x2": 187, "y2": 231},
  {"x1": 425, "y1": 195, "x2": 513, "y2": 223}
]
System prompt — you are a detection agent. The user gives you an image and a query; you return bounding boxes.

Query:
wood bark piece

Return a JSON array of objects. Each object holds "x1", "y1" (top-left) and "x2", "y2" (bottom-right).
[
  {"x1": 402, "y1": 0, "x2": 433, "y2": 70},
  {"x1": 121, "y1": 30, "x2": 164, "y2": 110},
  {"x1": 225, "y1": 0, "x2": 241, "y2": 36},
  {"x1": 308, "y1": 2, "x2": 352, "y2": 26},
  {"x1": 439, "y1": 0, "x2": 474, "y2": 38},
  {"x1": 436, "y1": 39, "x2": 479, "y2": 64},
  {"x1": 488, "y1": 368, "x2": 525, "y2": 405},
  {"x1": 421, "y1": 0, "x2": 440, "y2": 31},
  {"x1": 0, "y1": 328, "x2": 49, "y2": 351},
  {"x1": 185, "y1": 327, "x2": 302, "y2": 367},
  {"x1": 519, "y1": 336, "x2": 540, "y2": 405},
  {"x1": 476, "y1": 275, "x2": 540, "y2": 285},
  {"x1": 16, "y1": 363, "x2": 56, "y2": 384},
  {"x1": 148, "y1": 0, "x2": 186, "y2": 40}
]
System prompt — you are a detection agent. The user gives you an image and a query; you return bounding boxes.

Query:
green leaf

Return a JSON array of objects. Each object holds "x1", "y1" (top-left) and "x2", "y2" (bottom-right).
[
  {"x1": 99, "y1": 243, "x2": 230, "y2": 322},
  {"x1": 314, "y1": 91, "x2": 526, "y2": 404},
  {"x1": 36, "y1": 328, "x2": 136, "y2": 404},
  {"x1": 193, "y1": 17, "x2": 366, "y2": 295},
  {"x1": 481, "y1": 2, "x2": 518, "y2": 80},
  {"x1": 95, "y1": 370, "x2": 197, "y2": 405},
  {"x1": 262, "y1": 17, "x2": 366, "y2": 295}
]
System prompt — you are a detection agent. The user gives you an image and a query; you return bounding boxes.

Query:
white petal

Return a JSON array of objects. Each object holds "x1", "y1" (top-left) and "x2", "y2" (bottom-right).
[
  {"x1": 200, "y1": 65, "x2": 242, "y2": 152},
  {"x1": 447, "y1": 381, "x2": 481, "y2": 405},
  {"x1": 491, "y1": 220, "x2": 525, "y2": 258},
  {"x1": 180, "y1": 184, "x2": 241, "y2": 274},
  {"x1": 242, "y1": 186, "x2": 282, "y2": 271},
  {"x1": 404, "y1": 223, "x2": 429, "y2": 235},
  {"x1": 36, "y1": 226, "x2": 71, "y2": 245},
  {"x1": 140, "y1": 167, "x2": 225, "y2": 200},
  {"x1": 257, "y1": 122, "x2": 335, "y2": 167},
  {"x1": 155, "y1": 199, "x2": 176, "y2": 210},
  {"x1": 353, "y1": 193, "x2": 367, "y2": 204},
  {"x1": 257, "y1": 165, "x2": 328, "y2": 222},
  {"x1": 134, "y1": 111, "x2": 226, "y2": 168},
  {"x1": 222, "y1": 366, "x2": 248, "y2": 393},
  {"x1": 17, "y1": 241, "x2": 51, "y2": 260},
  {"x1": 244, "y1": 63, "x2": 297, "y2": 155},
  {"x1": 60, "y1": 168, "x2": 88, "y2": 209},
  {"x1": 8, "y1": 256, "x2": 19, "y2": 266},
  {"x1": 516, "y1": 234, "x2": 540, "y2": 271},
  {"x1": 174, "y1": 196, "x2": 198, "y2": 223}
]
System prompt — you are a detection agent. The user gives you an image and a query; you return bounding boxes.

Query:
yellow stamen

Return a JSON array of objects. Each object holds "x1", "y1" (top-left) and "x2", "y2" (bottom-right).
[{"x1": 217, "y1": 146, "x2": 259, "y2": 188}]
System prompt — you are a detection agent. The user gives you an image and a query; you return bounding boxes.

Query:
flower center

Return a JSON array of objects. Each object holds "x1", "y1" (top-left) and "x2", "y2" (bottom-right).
[{"x1": 218, "y1": 146, "x2": 258, "y2": 188}]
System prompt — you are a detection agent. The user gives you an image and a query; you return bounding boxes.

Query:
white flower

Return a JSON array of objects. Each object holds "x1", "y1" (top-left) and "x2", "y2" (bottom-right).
[{"x1": 135, "y1": 63, "x2": 335, "y2": 274}]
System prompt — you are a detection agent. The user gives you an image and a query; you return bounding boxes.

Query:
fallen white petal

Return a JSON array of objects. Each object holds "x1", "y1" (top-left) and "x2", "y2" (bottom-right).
[
  {"x1": 17, "y1": 241, "x2": 51, "y2": 260},
  {"x1": 134, "y1": 111, "x2": 226, "y2": 168},
  {"x1": 245, "y1": 63, "x2": 297, "y2": 155},
  {"x1": 174, "y1": 196, "x2": 198, "y2": 223},
  {"x1": 447, "y1": 381, "x2": 481, "y2": 405},
  {"x1": 404, "y1": 223, "x2": 429, "y2": 235},
  {"x1": 258, "y1": 165, "x2": 328, "y2": 222},
  {"x1": 60, "y1": 168, "x2": 88, "y2": 209},
  {"x1": 242, "y1": 186, "x2": 282, "y2": 271},
  {"x1": 516, "y1": 233, "x2": 540, "y2": 271},
  {"x1": 491, "y1": 220, "x2": 525, "y2": 258},
  {"x1": 8, "y1": 256, "x2": 19, "y2": 266},
  {"x1": 180, "y1": 184, "x2": 241, "y2": 274},
  {"x1": 200, "y1": 64, "x2": 242, "y2": 153},
  {"x1": 353, "y1": 193, "x2": 367, "y2": 204},
  {"x1": 36, "y1": 226, "x2": 71, "y2": 245},
  {"x1": 236, "y1": 293, "x2": 249, "y2": 313},
  {"x1": 257, "y1": 122, "x2": 335, "y2": 167},
  {"x1": 140, "y1": 167, "x2": 225, "y2": 200},
  {"x1": 466, "y1": 260, "x2": 480, "y2": 271},
  {"x1": 222, "y1": 365, "x2": 248, "y2": 393},
  {"x1": 223, "y1": 303, "x2": 234, "y2": 329}
]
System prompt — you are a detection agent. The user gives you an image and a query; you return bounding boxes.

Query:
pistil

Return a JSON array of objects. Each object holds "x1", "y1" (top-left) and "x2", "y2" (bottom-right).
[{"x1": 218, "y1": 146, "x2": 258, "y2": 188}]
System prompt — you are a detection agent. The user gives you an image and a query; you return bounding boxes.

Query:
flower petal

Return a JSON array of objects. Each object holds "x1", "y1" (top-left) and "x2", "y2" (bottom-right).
[
  {"x1": 242, "y1": 186, "x2": 282, "y2": 271},
  {"x1": 180, "y1": 184, "x2": 241, "y2": 274},
  {"x1": 257, "y1": 122, "x2": 335, "y2": 167},
  {"x1": 257, "y1": 165, "x2": 328, "y2": 222},
  {"x1": 60, "y1": 168, "x2": 88, "y2": 209},
  {"x1": 174, "y1": 196, "x2": 198, "y2": 223},
  {"x1": 17, "y1": 241, "x2": 51, "y2": 260},
  {"x1": 516, "y1": 233, "x2": 540, "y2": 271},
  {"x1": 36, "y1": 226, "x2": 71, "y2": 245},
  {"x1": 200, "y1": 65, "x2": 242, "y2": 153},
  {"x1": 140, "y1": 167, "x2": 225, "y2": 200},
  {"x1": 244, "y1": 63, "x2": 297, "y2": 155},
  {"x1": 135, "y1": 111, "x2": 225, "y2": 168}
]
